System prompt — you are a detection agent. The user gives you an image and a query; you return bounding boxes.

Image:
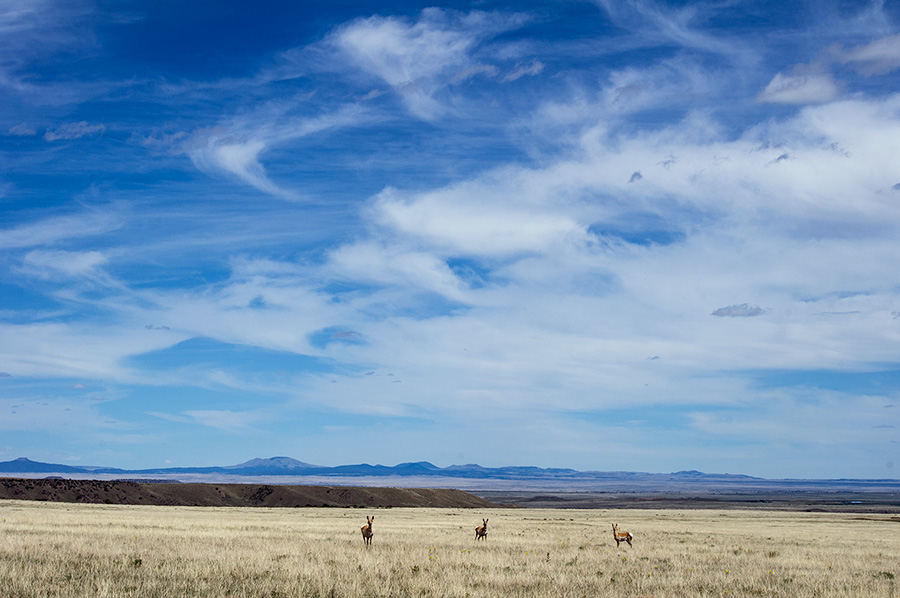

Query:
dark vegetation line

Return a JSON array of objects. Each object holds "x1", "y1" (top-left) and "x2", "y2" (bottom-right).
[{"x1": 0, "y1": 478, "x2": 498, "y2": 508}]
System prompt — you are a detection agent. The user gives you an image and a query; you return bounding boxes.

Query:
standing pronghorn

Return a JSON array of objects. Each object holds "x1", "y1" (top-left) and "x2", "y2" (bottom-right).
[
  {"x1": 612, "y1": 523, "x2": 632, "y2": 547},
  {"x1": 475, "y1": 518, "x2": 488, "y2": 541},
  {"x1": 361, "y1": 516, "x2": 374, "y2": 547}
]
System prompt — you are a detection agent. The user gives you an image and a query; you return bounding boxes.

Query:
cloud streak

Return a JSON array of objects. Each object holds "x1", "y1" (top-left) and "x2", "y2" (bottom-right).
[
  {"x1": 185, "y1": 104, "x2": 370, "y2": 199},
  {"x1": 841, "y1": 32, "x2": 900, "y2": 75},
  {"x1": 44, "y1": 121, "x2": 106, "y2": 141},
  {"x1": 0, "y1": 210, "x2": 124, "y2": 250}
]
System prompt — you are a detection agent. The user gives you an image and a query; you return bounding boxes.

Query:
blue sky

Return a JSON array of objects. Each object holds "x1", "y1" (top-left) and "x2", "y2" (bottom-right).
[{"x1": 2, "y1": 0, "x2": 900, "y2": 479}]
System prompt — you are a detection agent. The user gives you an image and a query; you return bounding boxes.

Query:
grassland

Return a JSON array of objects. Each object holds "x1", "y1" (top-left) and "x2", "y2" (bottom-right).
[{"x1": 1, "y1": 499, "x2": 898, "y2": 597}]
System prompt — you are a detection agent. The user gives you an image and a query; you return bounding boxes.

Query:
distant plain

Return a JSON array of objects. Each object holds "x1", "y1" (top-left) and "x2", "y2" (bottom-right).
[{"x1": 2, "y1": 500, "x2": 899, "y2": 597}]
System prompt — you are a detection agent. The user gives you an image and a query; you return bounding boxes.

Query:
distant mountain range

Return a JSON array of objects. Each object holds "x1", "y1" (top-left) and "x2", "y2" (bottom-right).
[
  {"x1": 0, "y1": 456, "x2": 753, "y2": 480},
  {"x1": 2, "y1": 457, "x2": 898, "y2": 493}
]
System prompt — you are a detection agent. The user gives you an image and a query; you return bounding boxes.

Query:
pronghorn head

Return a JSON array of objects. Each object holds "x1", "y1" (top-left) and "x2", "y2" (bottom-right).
[
  {"x1": 482, "y1": 518, "x2": 488, "y2": 527},
  {"x1": 366, "y1": 516, "x2": 374, "y2": 527}
]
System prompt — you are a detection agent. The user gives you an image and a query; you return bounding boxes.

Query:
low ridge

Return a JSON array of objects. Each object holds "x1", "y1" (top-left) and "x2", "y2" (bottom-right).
[{"x1": 0, "y1": 477, "x2": 498, "y2": 508}]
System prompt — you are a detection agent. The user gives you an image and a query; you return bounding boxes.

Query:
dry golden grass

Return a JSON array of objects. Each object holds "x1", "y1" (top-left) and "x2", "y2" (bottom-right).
[{"x1": 1, "y1": 499, "x2": 898, "y2": 597}]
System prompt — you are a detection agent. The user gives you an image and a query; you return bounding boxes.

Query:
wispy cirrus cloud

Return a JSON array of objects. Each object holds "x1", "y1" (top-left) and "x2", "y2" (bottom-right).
[
  {"x1": 0, "y1": 1, "x2": 127, "y2": 111},
  {"x1": 147, "y1": 409, "x2": 270, "y2": 434},
  {"x1": 592, "y1": 0, "x2": 749, "y2": 59},
  {"x1": 451, "y1": 63, "x2": 499, "y2": 84},
  {"x1": 182, "y1": 409, "x2": 267, "y2": 433},
  {"x1": 187, "y1": 133, "x2": 286, "y2": 198},
  {"x1": 0, "y1": 0, "x2": 95, "y2": 81},
  {"x1": 44, "y1": 121, "x2": 106, "y2": 141},
  {"x1": 0, "y1": 210, "x2": 123, "y2": 250},
  {"x1": 185, "y1": 104, "x2": 369, "y2": 199},
  {"x1": 19, "y1": 249, "x2": 109, "y2": 281},
  {"x1": 7, "y1": 123, "x2": 36, "y2": 136},
  {"x1": 840, "y1": 32, "x2": 900, "y2": 75},
  {"x1": 501, "y1": 59, "x2": 544, "y2": 83}
]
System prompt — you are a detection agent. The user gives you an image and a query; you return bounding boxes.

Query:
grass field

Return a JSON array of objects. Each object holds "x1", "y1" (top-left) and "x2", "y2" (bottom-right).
[{"x1": 1, "y1": 499, "x2": 898, "y2": 597}]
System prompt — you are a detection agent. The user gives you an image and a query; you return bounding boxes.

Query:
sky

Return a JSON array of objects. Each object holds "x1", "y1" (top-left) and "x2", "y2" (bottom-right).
[{"x1": 1, "y1": 0, "x2": 900, "y2": 479}]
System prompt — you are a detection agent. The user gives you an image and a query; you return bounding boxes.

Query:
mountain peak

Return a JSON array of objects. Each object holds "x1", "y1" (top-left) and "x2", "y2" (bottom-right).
[
  {"x1": 395, "y1": 461, "x2": 439, "y2": 470},
  {"x1": 227, "y1": 457, "x2": 320, "y2": 470}
]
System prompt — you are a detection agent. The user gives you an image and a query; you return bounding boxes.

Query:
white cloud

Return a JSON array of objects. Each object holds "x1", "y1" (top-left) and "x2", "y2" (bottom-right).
[
  {"x1": 841, "y1": 32, "x2": 900, "y2": 75},
  {"x1": 757, "y1": 71, "x2": 841, "y2": 105},
  {"x1": 0, "y1": 320, "x2": 183, "y2": 380},
  {"x1": 331, "y1": 8, "x2": 527, "y2": 119},
  {"x1": 327, "y1": 93, "x2": 900, "y2": 393},
  {"x1": 529, "y1": 57, "x2": 724, "y2": 136},
  {"x1": 55, "y1": 92, "x2": 895, "y2": 422},
  {"x1": 328, "y1": 242, "x2": 469, "y2": 302},
  {"x1": 369, "y1": 182, "x2": 587, "y2": 258},
  {"x1": 335, "y1": 10, "x2": 474, "y2": 86}
]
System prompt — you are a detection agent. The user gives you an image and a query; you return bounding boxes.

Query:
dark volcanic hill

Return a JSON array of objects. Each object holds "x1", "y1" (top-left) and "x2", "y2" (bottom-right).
[{"x1": 0, "y1": 477, "x2": 498, "y2": 508}]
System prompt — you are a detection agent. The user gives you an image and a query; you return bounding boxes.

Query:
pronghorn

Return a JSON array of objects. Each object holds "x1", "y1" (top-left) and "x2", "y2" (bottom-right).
[
  {"x1": 475, "y1": 518, "x2": 488, "y2": 541},
  {"x1": 361, "y1": 516, "x2": 374, "y2": 546},
  {"x1": 612, "y1": 523, "x2": 633, "y2": 547}
]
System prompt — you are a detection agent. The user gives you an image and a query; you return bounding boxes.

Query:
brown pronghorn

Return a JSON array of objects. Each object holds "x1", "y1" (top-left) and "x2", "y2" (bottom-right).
[
  {"x1": 361, "y1": 516, "x2": 374, "y2": 546},
  {"x1": 475, "y1": 518, "x2": 488, "y2": 541},
  {"x1": 612, "y1": 523, "x2": 632, "y2": 547}
]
